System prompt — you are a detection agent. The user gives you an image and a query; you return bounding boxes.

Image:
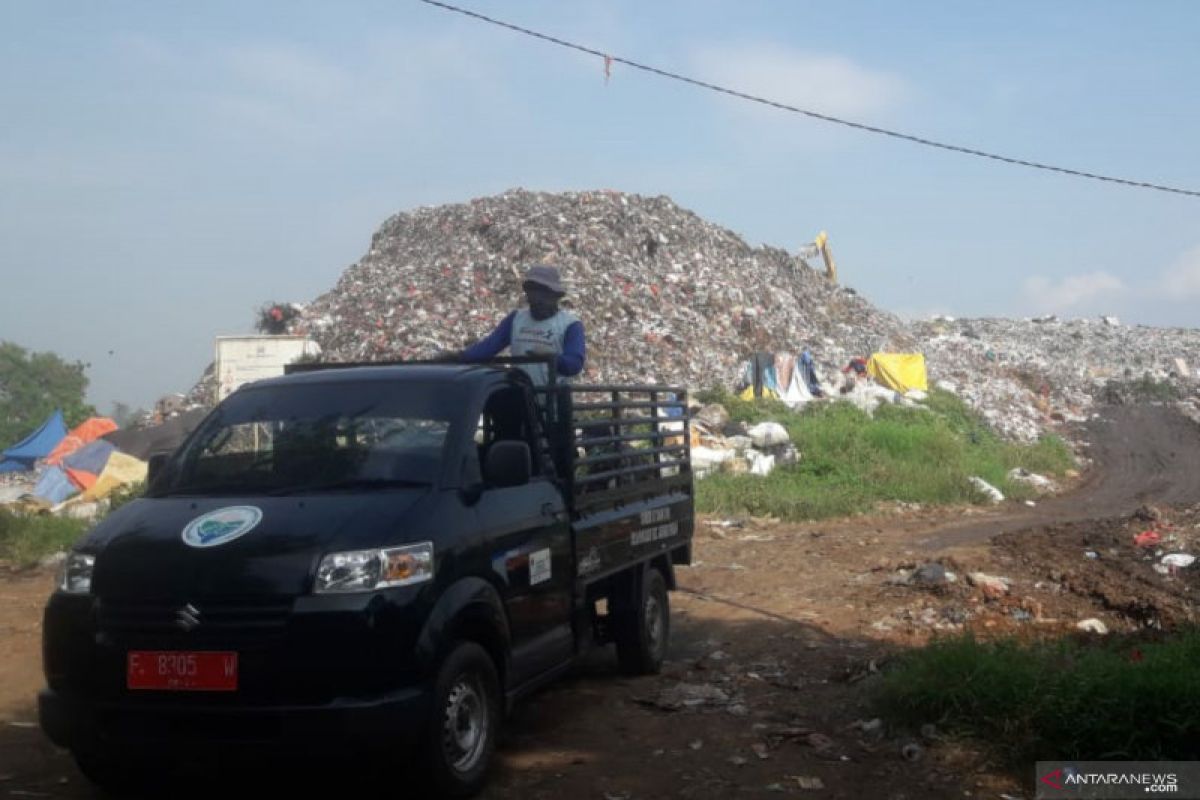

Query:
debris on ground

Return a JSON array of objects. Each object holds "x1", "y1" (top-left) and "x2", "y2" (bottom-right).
[
  {"x1": 968, "y1": 477, "x2": 1005, "y2": 504},
  {"x1": 1007, "y1": 468, "x2": 1057, "y2": 493},
  {"x1": 634, "y1": 682, "x2": 733, "y2": 712},
  {"x1": 1076, "y1": 618, "x2": 1109, "y2": 634},
  {"x1": 967, "y1": 572, "x2": 1011, "y2": 599}
]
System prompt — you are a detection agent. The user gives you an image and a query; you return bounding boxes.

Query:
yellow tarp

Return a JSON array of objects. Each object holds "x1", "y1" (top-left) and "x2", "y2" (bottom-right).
[
  {"x1": 867, "y1": 353, "x2": 928, "y2": 393},
  {"x1": 738, "y1": 385, "x2": 779, "y2": 401},
  {"x1": 80, "y1": 452, "x2": 147, "y2": 501}
]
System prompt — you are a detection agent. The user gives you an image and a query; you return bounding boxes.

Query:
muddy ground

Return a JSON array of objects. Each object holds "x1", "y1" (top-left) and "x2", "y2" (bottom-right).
[{"x1": 0, "y1": 405, "x2": 1198, "y2": 799}]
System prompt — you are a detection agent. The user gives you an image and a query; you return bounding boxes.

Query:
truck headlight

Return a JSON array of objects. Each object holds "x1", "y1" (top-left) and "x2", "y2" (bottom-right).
[
  {"x1": 314, "y1": 542, "x2": 434, "y2": 594},
  {"x1": 58, "y1": 553, "x2": 95, "y2": 595}
]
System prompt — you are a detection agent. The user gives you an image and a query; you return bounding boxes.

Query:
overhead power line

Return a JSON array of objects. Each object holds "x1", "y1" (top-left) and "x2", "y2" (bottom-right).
[{"x1": 418, "y1": 0, "x2": 1200, "y2": 199}]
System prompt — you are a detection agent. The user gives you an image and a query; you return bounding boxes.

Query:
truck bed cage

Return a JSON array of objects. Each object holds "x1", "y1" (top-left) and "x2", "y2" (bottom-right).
[{"x1": 282, "y1": 356, "x2": 693, "y2": 514}]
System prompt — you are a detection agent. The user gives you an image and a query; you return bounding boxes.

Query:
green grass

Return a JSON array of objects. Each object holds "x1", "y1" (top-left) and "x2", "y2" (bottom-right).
[
  {"x1": 0, "y1": 483, "x2": 144, "y2": 568},
  {"x1": 0, "y1": 510, "x2": 89, "y2": 568},
  {"x1": 874, "y1": 632, "x2": 1200, "y2": 763},
  {"x1": 695, "y1": 390, "x2": 1074, "y2": 520}
]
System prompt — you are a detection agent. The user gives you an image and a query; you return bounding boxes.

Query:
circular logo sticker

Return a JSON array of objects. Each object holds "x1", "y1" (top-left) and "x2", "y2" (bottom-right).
[{"x1": 182, "y1": 506, "x2": 263, "y2": 548}]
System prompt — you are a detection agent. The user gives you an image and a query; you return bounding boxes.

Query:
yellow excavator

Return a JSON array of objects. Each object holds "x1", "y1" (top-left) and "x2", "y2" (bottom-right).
[{"x1": 813, "y1": 231, "x2": 838, "y2": 284}]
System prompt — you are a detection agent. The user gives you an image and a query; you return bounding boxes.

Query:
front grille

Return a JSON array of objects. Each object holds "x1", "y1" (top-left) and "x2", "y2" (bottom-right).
[{"x1": 98, "y1": 599, "x2": 293, "y2": 646}]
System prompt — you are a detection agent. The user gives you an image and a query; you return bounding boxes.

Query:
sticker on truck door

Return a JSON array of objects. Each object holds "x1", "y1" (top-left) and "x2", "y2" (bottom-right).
[{"x1": 529, "y1": 548, "x2": 552, "y2": 585}]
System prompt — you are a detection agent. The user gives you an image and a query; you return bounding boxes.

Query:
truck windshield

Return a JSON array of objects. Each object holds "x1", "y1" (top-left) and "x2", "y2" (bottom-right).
[{"x1": 151, "y1": 379, "x2": 456, "y2": 497}]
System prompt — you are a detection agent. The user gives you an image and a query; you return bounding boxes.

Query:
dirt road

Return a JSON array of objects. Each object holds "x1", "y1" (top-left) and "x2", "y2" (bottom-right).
[{"x1": 1, "y1": 405, "x2": 1197, "y2": 799}]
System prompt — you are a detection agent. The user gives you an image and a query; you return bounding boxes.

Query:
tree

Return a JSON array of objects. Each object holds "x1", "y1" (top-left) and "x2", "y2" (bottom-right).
[{"x1": 0, "y1": 342, "x2": 96, "y2": 447}]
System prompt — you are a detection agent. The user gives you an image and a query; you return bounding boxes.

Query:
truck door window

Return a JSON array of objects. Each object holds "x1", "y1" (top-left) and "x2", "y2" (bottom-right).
[{"x1": 479, "y1": 385, "x2": 539, "y2": 484}]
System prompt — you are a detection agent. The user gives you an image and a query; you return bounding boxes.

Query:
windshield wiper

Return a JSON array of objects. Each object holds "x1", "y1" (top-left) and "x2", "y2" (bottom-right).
[{"x1": 267, "y1": 477, "x2": 431, "y2": 496}]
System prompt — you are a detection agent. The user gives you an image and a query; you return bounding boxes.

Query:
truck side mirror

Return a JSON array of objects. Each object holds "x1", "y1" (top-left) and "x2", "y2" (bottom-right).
[
  {"x1": 485, "y1": 441, "x2": 531, "y2": 488},
  {"x1": 147, "y1": 453, "x2": 169, "y2": 487}
]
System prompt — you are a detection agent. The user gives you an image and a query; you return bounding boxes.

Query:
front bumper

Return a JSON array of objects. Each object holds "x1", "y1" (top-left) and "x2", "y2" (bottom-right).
[{"x1": 39, "y1": 684, "x2": 431, "y2": 754}]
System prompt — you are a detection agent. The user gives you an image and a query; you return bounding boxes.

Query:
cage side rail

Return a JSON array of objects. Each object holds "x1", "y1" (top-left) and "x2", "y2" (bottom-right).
[
  {"x1": 573, "y1": 458, "x2": 690, "y2": 485},
  {"x1": 574, "y1": 445, "x2": 688, "y2": 468}
]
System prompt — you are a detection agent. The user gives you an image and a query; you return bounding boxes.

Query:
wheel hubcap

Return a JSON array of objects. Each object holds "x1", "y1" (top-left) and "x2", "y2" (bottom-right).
[{"x1": 442, "y1": 675, "x2": 488, "y2": 773}]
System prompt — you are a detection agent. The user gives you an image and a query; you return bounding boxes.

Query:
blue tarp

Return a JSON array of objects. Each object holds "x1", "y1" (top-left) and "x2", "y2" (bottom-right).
[
  {"x1": 0, "y1": 410, "x2": 68, "y2": 473},
  {"x1": 62, "y1": 440, "x2": 116, "y2": 476},
  {"x1": 33, "y1": 465, "x2": 78, "y2": 505}
]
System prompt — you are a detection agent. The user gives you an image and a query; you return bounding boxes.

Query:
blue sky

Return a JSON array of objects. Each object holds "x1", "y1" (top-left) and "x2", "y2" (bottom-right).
[{"x1": 2, "y1": 1, "x2": 1199, "y2": 413}]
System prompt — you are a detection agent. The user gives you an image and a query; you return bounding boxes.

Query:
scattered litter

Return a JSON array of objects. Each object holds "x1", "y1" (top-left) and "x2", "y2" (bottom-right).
[
  {"x1": 1076, "y1": 618, "x2": 1109, "y2": 635},
  {"x1": 749, "y1": 451, "x2": 776, "y2": 477},
  {"x1": 635, "y1": 682, "x2": 731, "y2": 712},
  {"x1": 911, "y1": 563, "x2": 948, "y2": 587},
  {"x1": 789, "y1": 775, "x2": 826, "y2": 790},
  {"x1": 900, "y1": 742, "x2": 924, "y2": 762},
  {"x1": 1084, "y1": 550, "x2": 1099, "y2": 559},
  {"x1": 728, "y1": 756, "x2": 748, "y2": 766},
  {"x1": 1025, "y1": 500, "x2": 1037, "y2": 507},
  {"x1": 1134, "y1": 530, "x2": 1162, "y2": 548},
  {"x1": 967, "y1": 572, "x2": 1011, "y2": 599},
  {"x1": 1161, "y1": 553, "x2": 1195, "y2": 569},
  {"x1": 689, "y1": 739, "x2": 704, "y2": 751},
  {"x1": 1134, "y1": 504, "x2": 1164, "y2": 523},
  {"x1": 752, "y1": 742, "x2": 771, "y2": 760},
  {"x1": 1008, "y1": 468, "x2": 1057, "y2": 492},
  {"x1": 851, "y1": 718, "x2": 883, "y2": 734},
  {"x1": 747, "y1": 422, "x2": 790, "y2": 448},
  {"x1": 968, "y1": 476, "x2": 1005, "y2": 504}
]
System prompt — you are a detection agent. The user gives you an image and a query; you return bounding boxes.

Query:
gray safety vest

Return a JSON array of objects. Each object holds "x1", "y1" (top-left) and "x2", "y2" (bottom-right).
[{"x1": 510, "y1": 308, "x2": 580, "y2": 386}]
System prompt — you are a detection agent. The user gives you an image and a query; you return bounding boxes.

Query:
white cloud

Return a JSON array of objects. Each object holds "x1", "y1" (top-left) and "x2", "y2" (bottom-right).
[
  {"x1": 1157, "y1": 245, "x2": 1200, "y2": 299},
  {"x1": 691, "y1": 42, "x2": 909, "y2": 122},
  {"x1": 1021, "y1": 271, "x2": 1125, "y2": 313}
]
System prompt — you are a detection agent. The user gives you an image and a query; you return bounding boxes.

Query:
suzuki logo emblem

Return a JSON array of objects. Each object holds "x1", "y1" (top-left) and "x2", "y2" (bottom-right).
[{"x1": 175, "y1": 603, "x2": 201, "y2": 632}]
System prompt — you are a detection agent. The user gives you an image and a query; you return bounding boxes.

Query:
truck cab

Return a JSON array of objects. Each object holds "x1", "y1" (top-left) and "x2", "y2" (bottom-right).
[{"x1": 40, "y1": 362, "x2": 693, "y2": 797}]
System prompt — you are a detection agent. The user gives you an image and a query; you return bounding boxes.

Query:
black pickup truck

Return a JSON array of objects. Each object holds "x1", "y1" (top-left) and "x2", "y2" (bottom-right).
[{"x1": 39, "y1": 360, "x2": 693, "y2": 796}]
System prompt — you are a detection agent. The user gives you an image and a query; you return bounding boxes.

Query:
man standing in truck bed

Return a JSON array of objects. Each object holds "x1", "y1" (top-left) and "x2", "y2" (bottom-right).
[{"x1": 455, "y1": 265, "x2": 587, "y2": 385}]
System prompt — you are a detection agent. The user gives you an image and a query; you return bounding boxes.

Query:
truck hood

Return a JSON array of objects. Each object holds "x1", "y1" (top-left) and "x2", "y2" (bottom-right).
[{"x1": 86, "y1": 492, "x2": 431, "y2": 601}]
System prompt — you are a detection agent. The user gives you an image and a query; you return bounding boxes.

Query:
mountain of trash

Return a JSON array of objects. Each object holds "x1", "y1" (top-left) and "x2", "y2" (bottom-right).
[
  {"x1": 289, "y1": 189, "x2": 912, "y2": 388},
  {"x1": 914, "y1": 316, "x2": 1200, "y2": 441},
  {"x1": 183, "y1": 188, "x2": 1200, "y2": 443}
]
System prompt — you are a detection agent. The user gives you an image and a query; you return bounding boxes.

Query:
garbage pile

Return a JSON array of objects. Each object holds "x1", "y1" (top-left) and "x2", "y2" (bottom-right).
[
  {"x1": 913, "y1": 316, "x2": 1200, "y2": 441},
  {"x1": 689, "y1": 405, "x2": 799, "y2": 479},
  {"x1": 282, "y1": 189, "x2": 911, "y2": 390},
  {"x1": 180, "y1": 189, "x2": 1200, "y2": 444}
]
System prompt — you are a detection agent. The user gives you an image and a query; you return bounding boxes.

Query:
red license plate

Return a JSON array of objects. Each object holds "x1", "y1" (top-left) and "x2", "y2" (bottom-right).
[{"x1": 127, "y1": 651, "x2": 238, "y2": 691}]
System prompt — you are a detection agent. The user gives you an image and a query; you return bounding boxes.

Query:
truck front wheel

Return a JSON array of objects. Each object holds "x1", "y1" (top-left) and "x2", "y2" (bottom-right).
[
  {"x1": 424, "y1": 641, "x2": 501, "y2": 798},
  {"x1": 615, "y1": 567, "x2": 669, "y2": 675}
]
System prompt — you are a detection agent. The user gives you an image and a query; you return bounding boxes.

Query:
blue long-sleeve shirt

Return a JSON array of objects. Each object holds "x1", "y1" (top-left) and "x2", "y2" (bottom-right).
[{"x1": 461, "y1": 311, "x2": 586, "y2": 376}]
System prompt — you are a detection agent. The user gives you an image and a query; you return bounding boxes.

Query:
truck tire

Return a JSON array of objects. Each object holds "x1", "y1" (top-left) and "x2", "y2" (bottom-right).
[
  {"x1": 424, "y1": 641, "x2": 501, "y2": 798},
  {"x1": 615, "y1": 567, "x2": 669, "y2": 675}
]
